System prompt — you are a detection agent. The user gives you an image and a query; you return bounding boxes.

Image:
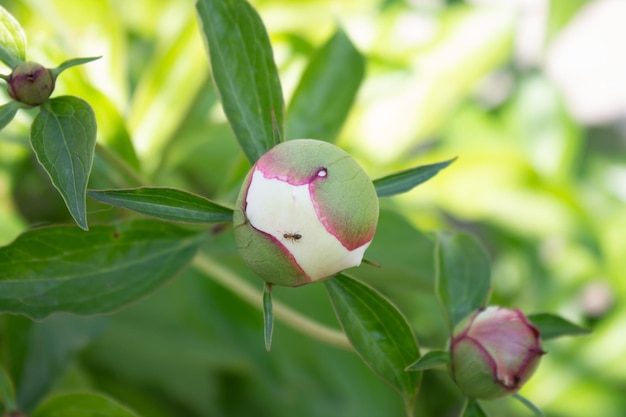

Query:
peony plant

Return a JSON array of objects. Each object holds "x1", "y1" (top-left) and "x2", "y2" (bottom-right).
[{"x1": 0, "y1": 3, "x2": 590, "y2": 417}]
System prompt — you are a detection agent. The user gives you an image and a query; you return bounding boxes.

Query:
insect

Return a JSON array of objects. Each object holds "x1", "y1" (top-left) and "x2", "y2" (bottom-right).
[{"x1": 283, "y1": 232, "x2": 302, "y2": 242}]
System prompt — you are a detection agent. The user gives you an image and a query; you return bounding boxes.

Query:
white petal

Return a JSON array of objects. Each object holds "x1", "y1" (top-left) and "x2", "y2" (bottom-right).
[{"x1": 245, "y1": 169, "x2": 369, "y2": 280}]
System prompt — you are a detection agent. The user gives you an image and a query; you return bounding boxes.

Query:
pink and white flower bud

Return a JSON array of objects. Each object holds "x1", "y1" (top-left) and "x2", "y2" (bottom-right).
[
  {"x1": 7, "y1": 61, "x2": 55, "y2": 106},
  {"x1": 234, "y1": 139, "x2": 379, "y2": 287},
  {"x1": 450, "y1": 306, "x2": 545, "y2": 400}
]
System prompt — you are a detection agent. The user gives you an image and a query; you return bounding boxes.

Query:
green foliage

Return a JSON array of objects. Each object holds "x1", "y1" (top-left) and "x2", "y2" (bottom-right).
[
  {"x1": 0, "y1": 365, "x2": 17, "y2": 413},
  {"x1": 325, "y1": 274, "x2": 421, "y2": 414},
  {"x1": 462, "y1": 399, "x2": 488, "y2": 417},
  {"x1": 0, "y1": 5, "x2": 25, "y2": 69},
  {"x1": 436, "y1": 232, "x2": 491, "y2": 327},
  {"x1": 31, "y1": 97, "x2": 97, "y2": 230},
  {"x1": 0, "y1": 1, "x2": 613, "y2": 417},
  {"x1": 0, "y1": 13, "x2": 101, "y2": 229},
  {"x1": 50, "y1": 56, "x2": 101, "y2": 79},
  {"x1": 0, "y1": 101, "x2": 19, "y2": 130},
  {"x1": 33, "y1": 392, "x2": 141, "y2": 417},
  {"x1": 88, "y1": 187, "x2": 233, "y2": 223},
  {"x1": 263, "y1": 283, "x2": 274, "y2": 351},
  {"x1": 528, "y1": 313, "x2": 590, "y2": 341},
  {"x1": 286, "y1": 27, "x2": 364, "y2": 142},
  {"x1": 406, "y1": 350, "x2": 450, "y2": 372},
  {"x1": 512, "y1": 393, "x2": 545, "y2": 417},
  {"x1": 13, "y1": 315, "x2": 107, "y2": 411},
  {"x1": 0, "y1": 220, "x2": 205, "y2": 319},
  {"x1": 374, "y1": 158, "x2": 457, "y2": 198},
  {"x1": 196, "y1": 0, "x2": 285, "y2": 164}
]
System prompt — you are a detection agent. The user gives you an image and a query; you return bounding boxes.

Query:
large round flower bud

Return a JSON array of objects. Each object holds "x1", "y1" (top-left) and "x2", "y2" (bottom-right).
[
  {"x1": 234, "y1": 139, "x2": 379, "y2": 287},
  {"x1": 7, "y1": 61, "x2": 55, "y2": 106},
  {"x1": 450, "y1": 306, "x2": 545, "y2": 399}
]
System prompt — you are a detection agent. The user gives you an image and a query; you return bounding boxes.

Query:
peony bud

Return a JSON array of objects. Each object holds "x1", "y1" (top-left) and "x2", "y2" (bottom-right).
[
  {"x1": 7, "y1": 61, "x2": 55, "y2": 106},
  {"x1": 233, "y1": 139, "x2": 379, "y2": 287},
  {"x1": 450, "y1": 306, "x2": 545, "y2": 400}
]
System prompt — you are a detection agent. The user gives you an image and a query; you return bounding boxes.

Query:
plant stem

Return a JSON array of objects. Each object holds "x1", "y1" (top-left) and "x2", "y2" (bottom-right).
[
  {"x1": 94, "y1": 142, "x2": 146, "y2": 186},
  {"x1": 193, "y1": 254, "x2": 352, "y2": 350}
]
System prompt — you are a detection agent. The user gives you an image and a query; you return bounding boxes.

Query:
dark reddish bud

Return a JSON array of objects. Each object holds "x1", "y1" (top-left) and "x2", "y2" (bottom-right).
[{"x1": 7, "y1": 61, "x2": 55, "y2": 106}]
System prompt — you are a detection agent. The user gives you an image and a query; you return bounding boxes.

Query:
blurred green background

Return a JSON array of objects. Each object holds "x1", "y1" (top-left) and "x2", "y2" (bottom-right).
[{"x1": 1, "y1": 0, "x2": 625, "y2": 416}]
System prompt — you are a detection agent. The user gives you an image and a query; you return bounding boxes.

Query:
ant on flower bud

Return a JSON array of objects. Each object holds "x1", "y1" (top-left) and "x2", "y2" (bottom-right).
[{"x1": 283, "y1": 232, "x2": 302, "y2": 242}]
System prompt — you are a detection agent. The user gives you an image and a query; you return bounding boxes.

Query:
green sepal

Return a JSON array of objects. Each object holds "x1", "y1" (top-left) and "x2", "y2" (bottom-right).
[
  {"x1": 461, "y1": 398, "x2": 488, "y2": 417},
  {"x1": 263, "y1": 283, "x2": 274, "y2": 351},
  {"x1": 405, "y1": 350, "x2": 450, "y2": 372},
  {"x1": 50, "y1": 56, "x2": 101, "y2": 79},
  {"x1": 374, "y1": 158, "x2": 456, "y2": 198}
]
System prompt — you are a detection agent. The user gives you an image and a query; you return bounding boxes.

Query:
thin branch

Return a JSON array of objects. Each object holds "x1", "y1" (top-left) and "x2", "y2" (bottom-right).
[
  {"x1": 94, "y1": 142, "x2": 146, "y2": 186},
  {"x1": 193, "y1": 254, "x2": 352, "y2": 350}
]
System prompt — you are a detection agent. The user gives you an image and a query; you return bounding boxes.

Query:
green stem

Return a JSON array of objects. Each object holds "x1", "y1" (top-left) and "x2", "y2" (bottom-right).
[
  {"x1": 193, "y1": 255, "x2": 351, "y2": 350},
  {"x1": 512, "y1": 393, "x2": 544, "y2": 417},
  {"x1": 404, "y1": 397, "x2": 415, "y2": 417},
  {"x1": 94, "y1": 142, "x2": 146, "y2": 186}
]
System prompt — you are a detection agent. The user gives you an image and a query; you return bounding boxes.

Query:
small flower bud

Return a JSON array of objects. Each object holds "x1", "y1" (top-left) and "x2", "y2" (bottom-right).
[
  {"x1": 7, "y1": 61, "x2": 55, "y2": 106},
  {"x1": 450, "y1": 306, "x2": 545, "y2": 399},
  {"x1": 234, "y1": 139, "x2": 379, "y2": 287}
]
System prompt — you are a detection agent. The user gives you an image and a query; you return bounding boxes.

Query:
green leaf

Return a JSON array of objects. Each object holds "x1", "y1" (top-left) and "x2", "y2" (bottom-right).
[
  {"x1": 374, "y1": 158, "x2": 456, "y2": 198},
  {"x1": 0, "y1": 365, "x2": 17, "y2": 413},
  {"x1": 196, "y1": 0, "x2": 285, "y2": 163},
  {"x1": 0, "y1": 219, "x2": 205, "y2": 319},
  {"x1": 405, "y1": 350, "x2": 449, "y2": 372},
  {"x1": 0, "y1": 100, "x2": 20, "y2": 131},
  {"x1": 50, "y1": 56, "x2": 101, "y2": 78},
  {"x1": 263, "y1": 283, "x2": 273, "y2": 352},
  {"x1": 30, "y1": 96, "x2": 97, "y2": 230},
  {"x1": 88, "y1": 187, "x2": 233, "y2": 223},
  {"x1": 512, "y1": 393, "x2": 545, "y2": 417},
  {"x1": 33, "y1": 392, "x2": 141, "y2": 417},
  {"x1": 436, "y1": 232, "x2": 491, "y2": 328},
  {"x1": 324, "y1": 273, "x2": 421, "y2": 412},
  {"x1": 527, "y1": 313, "x2": 590, "y2": 341},
  {"x1": 16, "y1": 315, "x2": 107, "y2": 411},
  {"x1": 462, "y1": 398, "x2": 488, "y2": 417},
  {"x1": 0, "y1": 315, "x2": 32, "y2": 396},
  {"x1": 0, "y1": 5, "x2": 26, "y2": 69},
  {"x1": 286, "y1": 27, "x2": 364, "y2": 142}
]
